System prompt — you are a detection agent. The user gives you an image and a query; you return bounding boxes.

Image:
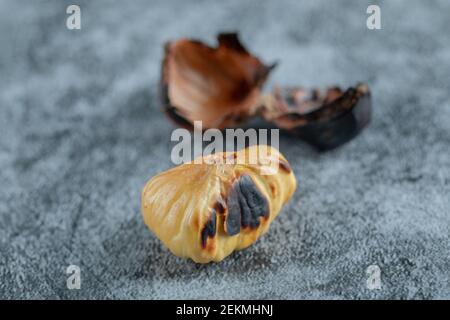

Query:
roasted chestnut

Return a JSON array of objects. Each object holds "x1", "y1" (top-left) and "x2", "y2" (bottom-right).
[
  {"x1": 141, "y1": 145, "x2": 296, "y2": 263},
  {"x1": 161, "y1": 33, "x2": 371, "y2": 150}
]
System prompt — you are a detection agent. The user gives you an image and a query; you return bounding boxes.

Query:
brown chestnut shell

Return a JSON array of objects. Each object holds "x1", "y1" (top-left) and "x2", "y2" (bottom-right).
[
  {"x1": 160, "y1": 33, "x2": 372, "y2": 150},
  {"x1": 161, "y1": 33, "x2": 274, "y2": 130}
]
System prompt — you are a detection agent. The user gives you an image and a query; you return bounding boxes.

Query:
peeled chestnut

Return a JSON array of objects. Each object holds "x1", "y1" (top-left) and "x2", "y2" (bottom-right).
[
  {"x1": 161, "y1": 33, "x2": 372, "y2": 150},
  {"x1": 141, "y1": 145, "x2": 296, "y2": 263}
]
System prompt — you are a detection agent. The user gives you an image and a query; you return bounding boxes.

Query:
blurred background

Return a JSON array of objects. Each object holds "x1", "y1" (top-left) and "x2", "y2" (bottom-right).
[{"x1": 0, "y1": 0, "x2": 449, "y2": 299}]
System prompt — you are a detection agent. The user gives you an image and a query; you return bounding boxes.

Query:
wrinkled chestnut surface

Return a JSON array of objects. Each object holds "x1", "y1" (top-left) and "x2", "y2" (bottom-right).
[
  {"x1": 160, "y1": 32, "x2": 372, "y2": 150},
  {"x1": 142, "y1": 145, "x2": 297, "y2": 263}
]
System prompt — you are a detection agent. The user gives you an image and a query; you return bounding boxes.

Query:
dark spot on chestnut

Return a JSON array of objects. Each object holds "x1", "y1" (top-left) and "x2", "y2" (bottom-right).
[
  {"x1": 269, "y1": 182, "x2": 276, "y2": 196},
  {"x1": 238, "y1": 175, "x2": 269, "y2": 228},
  {"x1": 214, "y1": 198, "x2": 226, "y2": 214},
  {"x1": 225, "y1": 175, "x2": 269, "y2": 235},
  {"x1": 193, "y1": 215, "x2": 199, "y2": 230},
  {"x1": 201, "y1": 209, "x2": 217, "y2": 248},
  {"x1": 225, "y1": 181, "x2": 242, "y2": 236},
  {"x1": 278, "y1": 159, "x2": 292, "y2": 173}
]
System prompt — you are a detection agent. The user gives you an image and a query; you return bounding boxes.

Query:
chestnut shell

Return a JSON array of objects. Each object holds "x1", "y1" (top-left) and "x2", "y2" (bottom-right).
[
  {"x1": 161, "y1": 33, "x2": 274, "y2": 129},
  {"x1": 160, "y1": 33, "x2": 372, "y2": 150},
  {"x1": 263, "y1": 83, "x2": 371, "y2": 150}
]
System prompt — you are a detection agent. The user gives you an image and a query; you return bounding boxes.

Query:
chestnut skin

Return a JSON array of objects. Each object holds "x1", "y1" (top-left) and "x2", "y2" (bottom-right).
[
  {"x1": 161, "y1": 33, "x2": 274, "y2": 130},
  {"x1": 263, "y1": 83, "x2": 371, "y2": 150},
  {"x1": 160, "y1": 32, "x2": 372, "y2": 150}
]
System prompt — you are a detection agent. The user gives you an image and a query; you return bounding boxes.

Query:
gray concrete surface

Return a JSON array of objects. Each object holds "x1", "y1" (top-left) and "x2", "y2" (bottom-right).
[{"x1": 1, "y1": 0, "x2": 450, "y2": 299}]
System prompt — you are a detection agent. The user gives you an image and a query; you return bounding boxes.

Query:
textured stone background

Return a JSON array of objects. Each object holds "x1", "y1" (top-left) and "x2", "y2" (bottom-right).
[{"x1": 1, "y1": 0, "x2": 450, "y2": 299}]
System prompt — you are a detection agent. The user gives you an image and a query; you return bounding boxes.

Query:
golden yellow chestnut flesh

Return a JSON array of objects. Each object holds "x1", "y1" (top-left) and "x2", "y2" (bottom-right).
[{"x1": 141, "y1": 145, "x2": 297, "y2": 263}]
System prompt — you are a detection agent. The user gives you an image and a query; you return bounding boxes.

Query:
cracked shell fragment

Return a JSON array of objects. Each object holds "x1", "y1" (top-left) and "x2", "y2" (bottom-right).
[
  {"x1": 141, "y1": 145, "x2": 296, "y2": 263},
  {"x1": 160, "y1": 32, "x2": 372, "y2": 150},
  {"x1": 262, "y1": 83, "x2": 372, "y2": 150},
  {"x1": 161, "y1": 33, "x2": 274, "y2": 130}
]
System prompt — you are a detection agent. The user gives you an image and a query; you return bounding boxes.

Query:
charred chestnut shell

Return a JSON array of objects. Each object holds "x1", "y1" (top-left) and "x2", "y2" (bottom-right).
[{"x1": 161, "y1": 33, "x2": 372, "y2": 150}]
